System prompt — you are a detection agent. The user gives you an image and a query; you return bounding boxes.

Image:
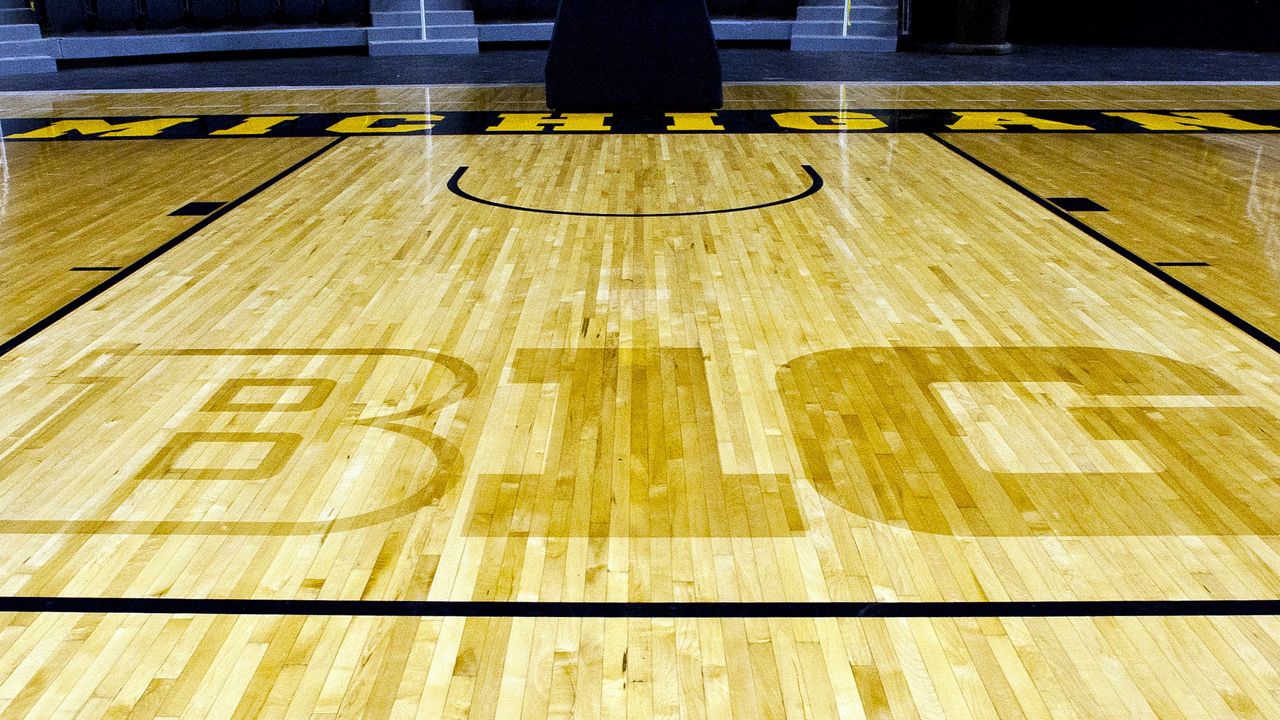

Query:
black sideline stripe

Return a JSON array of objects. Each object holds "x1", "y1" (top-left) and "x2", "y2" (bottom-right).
[
  {"x1": 447, "y1": 164, "x2": 824, "y2": 217},
  {"x1": 0, "y1": 597, "x2": 1278, "y2": 618},
  {"x1": 1048, "y1": 196, "x2": 1108, "y2": 212},
  {"x1": 169, "y1": 201, "x2": 227, "y2": 216},
  {"x1": 927, "y1": 133, "x2": 1280, "y2": 356},
  {"x1": 0, "y1": 138, "x2": 345, "y2": 359}
]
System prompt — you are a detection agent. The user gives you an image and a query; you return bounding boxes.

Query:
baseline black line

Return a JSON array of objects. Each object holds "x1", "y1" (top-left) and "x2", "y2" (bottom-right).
[
  {"x1": 447, "y1": 164, "x2": 824, "y2": 217},
  {"x1": 0, "y1": 137, "x2": 346, "y2": 359},
  {"x1": 927, "y1": 133, "x2": 1280, "y2": 356},
  {"x1": 1, "y1": 597, "x2": 1279, "y2": 618}
]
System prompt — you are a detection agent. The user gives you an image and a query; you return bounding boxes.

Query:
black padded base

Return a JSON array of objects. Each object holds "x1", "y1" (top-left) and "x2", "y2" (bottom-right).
[{"x1": 544, "y1": 0, "x2": 723, "y2": 111}]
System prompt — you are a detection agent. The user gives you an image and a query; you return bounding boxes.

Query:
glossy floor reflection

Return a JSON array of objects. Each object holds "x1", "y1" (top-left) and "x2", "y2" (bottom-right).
[{"x1": 0, "y1": 83, "x2": 1278, "y2": 719}]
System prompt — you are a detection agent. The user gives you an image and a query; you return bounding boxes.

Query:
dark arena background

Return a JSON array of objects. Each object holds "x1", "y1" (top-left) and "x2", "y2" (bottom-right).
[{"x1": 1, "y1": 0, "x2": 1279, "y2": 718}]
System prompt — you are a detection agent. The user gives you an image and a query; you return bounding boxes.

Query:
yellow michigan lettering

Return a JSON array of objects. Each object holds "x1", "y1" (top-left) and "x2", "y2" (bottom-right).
[
  {"x1": 485, "y1": 113, "x2": 612, "y2": 132},
  {"x1": 1104, "y1": 111, "x2": 1280, "y2": 131},
  {"x1": 7, "y1": 117, "x2": 198, "y2": 139},
  {"x1": 666, "y1": 112, "x2": 724, "y2": 131},
  {"x1": 210, "y1": 115, "x2": 300, "y2": 136},
  {"x1": 326, "y1": 114, "x2": 443, "y2": 133},
  {"x1": 771, "y1": 111, "x2": 887, "y2": 130},
  {"x1": 947, "y1": 111, "x2": 1093, "y2": 131}
]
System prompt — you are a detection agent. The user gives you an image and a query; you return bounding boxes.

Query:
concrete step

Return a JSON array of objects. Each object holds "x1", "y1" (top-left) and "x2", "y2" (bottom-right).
[
  {"x1": 370, "y1": 23, "x2": 476, "y2": 41},
  {"x1": 370, "y1": 9, "x2": 472, "y2": 26},
  {"x1": 795, "y1": 5, "x2": 896, "y2": 22},
  {"x1": 368, "y1": 25, "x2": 420, "y2": 41},
  {"x1": 368, "y1": 37, "x2": 478, "y2": 54},
  {"x1": 0, "y1": 37, "x2": 51, "y2": 55},
  {"x1": 0, "y1": 7, "x2": 36, "y2": 23},
  {"x1": 0, "y1": 54, "x2": 55, "y2": 74},
  {"x1": 0, "y1": 22, "x2": 40, "y2": 41},
  {"x1": 790, "y1": 33, "x2": 897, "y2": 51},
  {"x1": 415, "y1": 23, "x2": 475, "y2": 40},
  {"x1": 712, "y1": 18, "x2": 791, "y2": 40},
  {"x1": 370, "y1": 0, "x2": 468, "y2": 10},
  {"x1": 476, "y1": 21, "x2": 551, "y2": 42},
  {"x1": 793, "y1": 19, "x2": 896, "y2": 36},
  {"x1": 794, "y1": 20, "x2": 843, "y2": 35}
]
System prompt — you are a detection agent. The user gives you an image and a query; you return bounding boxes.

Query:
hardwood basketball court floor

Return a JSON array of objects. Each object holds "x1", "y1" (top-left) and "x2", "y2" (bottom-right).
[{"x1": 0, "y1": 82, "x2": 1279, "y2": 718}]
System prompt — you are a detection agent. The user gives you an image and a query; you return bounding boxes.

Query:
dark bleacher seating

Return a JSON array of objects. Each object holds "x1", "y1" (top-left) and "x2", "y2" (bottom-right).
[
  {"x1": 474, "y1": 0, "x2": 797, "y2": 22},
  {"x1": 40, "y1": 0, "x2": 364, "y2": 33},
  {"x1": 326, "y1": 0, "x2": 362, "y2": 21},
  {"x1": 93, "y1": 0, "x2": 137, "y2": 29},
  {"x1": 42, "y1": 0, "x2": 87, "y2": 33},
  {"x1": 235, "y1": 0, "x2": 277, "y2": 24},
  {"x1": 188, "y1": 0, "x2": 234, "y2": 25},
  {"x1": 144, "y1": 0, "x2": 185, "y2": 28}
]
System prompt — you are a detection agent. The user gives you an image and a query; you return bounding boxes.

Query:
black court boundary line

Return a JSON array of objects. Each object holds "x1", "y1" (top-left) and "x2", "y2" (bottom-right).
[
  {"x1": 1, "y1": 597, "x2": 1279, "y2": 617},
  {"x1": 0, "y1": 136, "x2": 346, "y2": 359},
  {"x1": 927, "y1": 132, "x2": 1280, "y2": 356},
  {"x1": 447, "y1": 164, "x2": 824, "y2": 217}
]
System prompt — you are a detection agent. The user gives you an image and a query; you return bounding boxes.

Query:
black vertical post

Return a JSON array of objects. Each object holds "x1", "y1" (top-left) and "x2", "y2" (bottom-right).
[
  {"x1": 951, "y1": 0, "x2": 1010, "y2": 52},
  {"x1": 545, "y1": 0, "x2": 723, "y2": 111},
  {"x1": 908, "y1": 0, "x2": 1010, "y2": 54}
]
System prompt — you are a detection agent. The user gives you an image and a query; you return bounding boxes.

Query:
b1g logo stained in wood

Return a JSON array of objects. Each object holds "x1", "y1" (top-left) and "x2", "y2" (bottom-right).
[
  {"x1": 0, "y1": 345, "x2": 1276, "y2": 537},
  {"x1": 777, "y1": 346, "x2": 1280, "y2": 537},
  {"x1": 0, "y1": 348, "x2": 473, "y2": 535},
  {"x1": 465, "y1": 348, "x2": 804, "y2": 539}
]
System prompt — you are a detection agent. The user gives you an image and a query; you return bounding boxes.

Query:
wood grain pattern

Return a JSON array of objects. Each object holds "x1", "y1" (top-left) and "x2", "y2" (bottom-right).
[
  {"x1": 1, "y1": 612, "x2": 1279, "y2": 719},
  {"x1": 943, "y1": 133, "x2": 1280, "y2": 338},
  {"x1": 0, "y1": 84, "x2": 1278, "y2": 718},
  {"x1": 0, "y1": 138, "x2": 331, "y2": 341}
]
